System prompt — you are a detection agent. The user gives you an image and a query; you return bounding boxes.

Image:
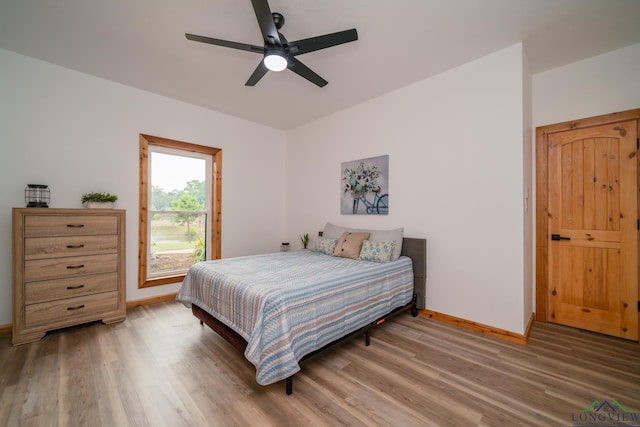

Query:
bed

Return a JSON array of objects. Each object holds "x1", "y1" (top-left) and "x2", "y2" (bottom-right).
[{"x1": 176, "y1": 231, "x2": 426, "y2": 395}]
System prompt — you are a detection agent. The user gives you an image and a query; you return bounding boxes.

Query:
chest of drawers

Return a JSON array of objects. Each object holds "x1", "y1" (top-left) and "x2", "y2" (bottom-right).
[{"x1": 12, "y1": 208, "x2": 126, "y2": 345}]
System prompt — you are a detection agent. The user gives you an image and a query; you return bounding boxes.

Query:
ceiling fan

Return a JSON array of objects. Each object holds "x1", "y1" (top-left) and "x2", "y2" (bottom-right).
[{"x1": 185, "y1": 0, "x2": 358, "y2": 87}]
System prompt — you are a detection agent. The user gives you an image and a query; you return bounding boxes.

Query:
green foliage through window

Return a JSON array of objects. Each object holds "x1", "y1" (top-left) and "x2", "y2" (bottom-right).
[
  {"x1": 171, "y1": 193, "x2": 203, "y2": 243},
  {"x1": 149, "y1": 180, "x2": 206, "y2": 276}
]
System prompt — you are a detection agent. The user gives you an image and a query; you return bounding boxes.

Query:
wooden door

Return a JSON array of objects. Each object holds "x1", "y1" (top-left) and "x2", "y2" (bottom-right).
[{"x1": 547, "y1": 120, "x2": 638, "y2": 340}]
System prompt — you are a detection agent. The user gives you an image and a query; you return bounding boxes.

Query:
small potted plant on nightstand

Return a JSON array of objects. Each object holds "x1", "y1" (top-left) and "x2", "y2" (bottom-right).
[
  {"x1": 81, "y1": 192, "x2": 118, "y2": 209},
  {"x1": 300, "y1": 233, "x2": 310, "y2": 249}
]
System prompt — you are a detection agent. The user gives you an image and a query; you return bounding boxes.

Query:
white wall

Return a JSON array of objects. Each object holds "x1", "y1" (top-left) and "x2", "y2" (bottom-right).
[
  {"x1": 522, "y1": 50, "x2": 534, "y2": 328},
  {"x1": 0, "y1": 48, "x2": 287, "y2": 325},
  {"x1": 4, "y1": 40, "x2": 635, "y2": 334},
  {"x1": 286, "y1": 44, "x2": 529, "y2": 334},
  {"x1": 533, "y1": 42, "x2": 640, "y2": 127},
  {"x1": 529, "y1": 42, "x2": 640, "y2": 326}
]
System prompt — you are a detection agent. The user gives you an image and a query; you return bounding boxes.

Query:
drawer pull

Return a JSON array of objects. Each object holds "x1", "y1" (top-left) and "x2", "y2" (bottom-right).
[
  {"x1": 66, "y1": 224, "x2": 85, "y2": 228},
  {"x1": 66, "y1": 284, "x2": 85, "y2": 290},
  {"x1": 66, "y1": 244, "x2": 85, "y2": 249},
  {"x1": 66, "y1": 264, "x2": 85, "y2": 269},
  {"x1": 67, "y1": 305, "x2": 85, "y2": 311}
]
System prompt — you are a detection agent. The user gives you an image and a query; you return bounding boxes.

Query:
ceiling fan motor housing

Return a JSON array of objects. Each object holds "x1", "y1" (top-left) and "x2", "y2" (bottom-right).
[{"x1": 272, "y1": 12, "x2": 284, "y2": 30}]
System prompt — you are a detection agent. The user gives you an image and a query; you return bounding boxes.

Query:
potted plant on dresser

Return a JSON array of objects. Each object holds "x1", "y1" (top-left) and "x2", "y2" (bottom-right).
[{"x1": 81, "y1": 192, "x2": 118, "y2": 209}]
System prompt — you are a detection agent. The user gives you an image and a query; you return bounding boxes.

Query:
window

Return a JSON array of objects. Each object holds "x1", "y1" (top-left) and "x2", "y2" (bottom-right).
[{"x1": 139, "y1": 134, "x2": 221, "y2": 288}]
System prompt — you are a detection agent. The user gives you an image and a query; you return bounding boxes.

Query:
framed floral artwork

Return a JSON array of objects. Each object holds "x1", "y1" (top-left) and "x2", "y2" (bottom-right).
[{"x1": 341, "y1": 155, "x2": 389, "y2": 215}]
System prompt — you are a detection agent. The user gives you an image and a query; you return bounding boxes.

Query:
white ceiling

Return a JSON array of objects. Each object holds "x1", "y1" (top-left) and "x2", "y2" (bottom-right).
[{"x1": 1, "y1": 0, "x2": 639, "y2": 130}]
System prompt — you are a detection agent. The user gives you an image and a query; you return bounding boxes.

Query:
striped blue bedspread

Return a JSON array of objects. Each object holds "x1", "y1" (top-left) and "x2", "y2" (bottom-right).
[{"x1": 176, "y1": 250, "x2": 414, "y2": 385}]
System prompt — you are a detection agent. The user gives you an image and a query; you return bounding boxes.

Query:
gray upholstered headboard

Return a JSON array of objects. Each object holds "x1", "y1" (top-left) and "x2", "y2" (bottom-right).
[{"x1": 400, "y1": 237, "x2": 427, "y2": 309}]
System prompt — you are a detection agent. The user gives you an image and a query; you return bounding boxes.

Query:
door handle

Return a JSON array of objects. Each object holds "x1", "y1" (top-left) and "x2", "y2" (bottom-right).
[{"x1": 551, "y1": 234, "x2": 571, "y2": 241}]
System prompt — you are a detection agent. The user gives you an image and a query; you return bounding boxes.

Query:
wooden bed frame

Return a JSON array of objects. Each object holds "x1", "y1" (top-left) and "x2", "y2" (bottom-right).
[{"x1": 191, "y1": 237, "x2": 427, "y2": 395}]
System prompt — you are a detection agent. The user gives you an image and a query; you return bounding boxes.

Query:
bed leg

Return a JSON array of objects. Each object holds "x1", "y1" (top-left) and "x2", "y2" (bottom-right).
[
  {"x1": 200, "y1": 320, "x2": 204, "y2": 325},
  {"x1": 365, "y1": 330, "x2": 370, "y2": 346},
  {"x1": 411, "y1": 293, "x2": 418, "y2": 317},
  {"x1": 286, "y1": 377, "x2": 293, "y2": 395}
]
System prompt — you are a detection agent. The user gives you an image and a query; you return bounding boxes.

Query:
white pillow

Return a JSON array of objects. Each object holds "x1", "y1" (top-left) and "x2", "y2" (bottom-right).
[
  {"x1": 322, "y1": 222, "x2": 350, "y2": 239},
  {"x1": 322, "y1": 222, "x2": 404, "y2": 261}
]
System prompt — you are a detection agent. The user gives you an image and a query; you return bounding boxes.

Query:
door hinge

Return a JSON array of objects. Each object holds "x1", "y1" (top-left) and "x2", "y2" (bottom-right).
[{"x1": 638, "y1": 301, "x2": 640, "y2": 312}]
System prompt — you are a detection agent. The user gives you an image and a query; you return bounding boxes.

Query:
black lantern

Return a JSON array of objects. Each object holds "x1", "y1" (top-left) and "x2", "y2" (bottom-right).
[{"x1": 25, "y1": 184, "x2": 50, "y2": 208}]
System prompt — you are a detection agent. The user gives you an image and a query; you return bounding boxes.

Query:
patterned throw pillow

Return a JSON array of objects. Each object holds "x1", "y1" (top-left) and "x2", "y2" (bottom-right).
[
  {"x1": 314, "y1": 237, "x2": 338, "y2": 255},
  {"x1": 359, "y1": 240, "x2": 395, "y2": 263}
]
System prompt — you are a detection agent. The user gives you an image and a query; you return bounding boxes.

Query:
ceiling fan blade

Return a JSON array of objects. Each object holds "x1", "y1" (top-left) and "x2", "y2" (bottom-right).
[
  {"x1": 287, "y1": 57, "x2": 328, "y2": 87},
  {"x1": 250, "y1": 0, "x2": 281, "y2": 46},
  {"x1": 287, "y1": 29, "x2": 357, "y2": 56},
  {"x1": 186, "y1": 33, "x2": 264, "y2": 54},
  {"x1": 245, "y1": 61, "x2": 269, "y2": 86}
]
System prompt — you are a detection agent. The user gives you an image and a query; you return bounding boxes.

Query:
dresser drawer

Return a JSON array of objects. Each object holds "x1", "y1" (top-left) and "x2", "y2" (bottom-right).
[
  {"x1": 24, "y1": 235, "x2": 118, "y2": 260},
  {"x1": 24, "y1": 254, "x2": 118, "y2": 282},
  {"x1": 25, "y1": 291, "x2": 119, "y2": 328},
  {"x1": 25, "y1": 273, "x2": 118, "y2": 304},
  {"x1": 24, "y1": 215, "x2": 118, "y2": 237}
]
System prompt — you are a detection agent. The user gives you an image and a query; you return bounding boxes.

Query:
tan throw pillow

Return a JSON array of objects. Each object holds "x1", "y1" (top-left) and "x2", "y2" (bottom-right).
[{"x1": 332, "y1": 231, "x2": 371, "y2": 259}]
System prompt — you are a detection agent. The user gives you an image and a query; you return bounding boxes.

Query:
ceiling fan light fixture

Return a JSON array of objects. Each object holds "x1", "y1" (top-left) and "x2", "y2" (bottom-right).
[{"x1": 263, "y1": 51, "x2": 287, "y2": 72}]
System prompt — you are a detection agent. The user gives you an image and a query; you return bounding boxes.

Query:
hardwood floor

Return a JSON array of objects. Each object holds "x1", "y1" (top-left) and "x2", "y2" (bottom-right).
[{"x1": 1, "y1": 301, "x2": 639, "y2": 426}]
